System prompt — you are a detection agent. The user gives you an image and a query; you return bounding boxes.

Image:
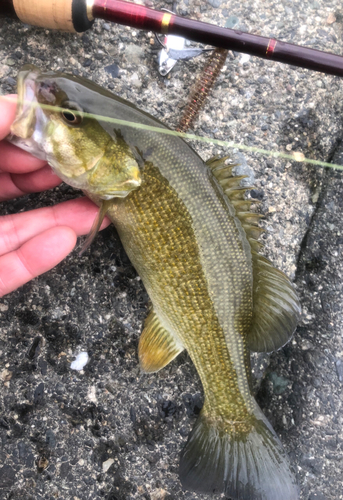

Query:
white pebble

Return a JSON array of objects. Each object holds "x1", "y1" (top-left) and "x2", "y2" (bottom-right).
[
  {"x1": 70, "y1": 352, "x2": 89, "y2": 371},
  {"x1": 240, "y1": 53, "x2": 250, "y2": 64},
  {"x1": 102, "y1": 458, "x2": 114, "y2": 473}
]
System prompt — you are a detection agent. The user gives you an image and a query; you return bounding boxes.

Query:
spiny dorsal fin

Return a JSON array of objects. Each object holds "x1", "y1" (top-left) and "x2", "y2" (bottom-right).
[
  {"x1": 139, "y1": 309, "x2": 184, "y2": 373},
  {"x1": 248, "y1": 237, "x2": 264, "y2": 252},
  {"x1": 206, "y1": 155, "x2": 232, "y2": 170},
  {"x1": 207, "y1": 155, "x2": 262, "y2": 238},
  {"x1": 220, "y1": 175, "x2": 248, "y2": 190},
  {"x1": 238, "y1": 212, "x2": 264, "y2": 225},
  {"x1": 206, "y1": 156, "x2": 237, "y2": 179},
  {"x1": 231, "y1": 199, "x2": 257, "y2": 212},
  {"x1": 208, "y1": 156, "x2": 301, "y2": 353},
  {"x1": 242, "y1": 225, "x2": 265, "y2": 240}
]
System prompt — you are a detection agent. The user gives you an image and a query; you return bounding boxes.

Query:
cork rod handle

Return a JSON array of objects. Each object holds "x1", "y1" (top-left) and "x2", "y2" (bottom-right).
[{"x1": 12, "y1": 0, "x2": 93, "y2": 32}]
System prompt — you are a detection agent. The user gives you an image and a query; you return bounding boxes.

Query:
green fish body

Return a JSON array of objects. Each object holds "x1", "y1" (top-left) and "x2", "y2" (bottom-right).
[{"x1": 8, "y1": 65, "x2": 301, "y2": 500}]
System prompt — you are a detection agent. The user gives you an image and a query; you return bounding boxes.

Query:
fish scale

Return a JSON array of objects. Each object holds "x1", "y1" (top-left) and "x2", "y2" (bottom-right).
[
  {"x1": 111, "y1": 162, "x2": 253, "y2": 420},
  {"x1": 124, "y1": 134, "x2": 255, "y2": 414}
]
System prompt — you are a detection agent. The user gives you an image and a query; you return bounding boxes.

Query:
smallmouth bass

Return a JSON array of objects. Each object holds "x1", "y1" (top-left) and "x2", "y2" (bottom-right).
[{"x1": 8, "y1": 65, "x2": 301, "y2": 500}]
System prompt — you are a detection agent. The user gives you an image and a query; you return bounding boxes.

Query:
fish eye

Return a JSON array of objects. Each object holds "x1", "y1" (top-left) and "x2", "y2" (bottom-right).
[
  {"x1": 61, "y1": 102, "x2": 83, "y2": 125},
  {"x1": 62, "y1": 110, "x2": 80, "y2": 124}
]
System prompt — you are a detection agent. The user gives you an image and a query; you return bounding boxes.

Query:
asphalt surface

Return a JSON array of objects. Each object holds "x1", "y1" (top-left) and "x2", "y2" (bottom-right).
[{"x1": 0, "y1": 1, "x2": 343, "y2": 499}]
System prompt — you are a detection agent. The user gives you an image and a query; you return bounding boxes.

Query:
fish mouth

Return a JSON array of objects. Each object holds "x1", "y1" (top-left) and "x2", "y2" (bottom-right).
[{"x1": 7, "y1": 65, "x2": 48, "y2": 160}]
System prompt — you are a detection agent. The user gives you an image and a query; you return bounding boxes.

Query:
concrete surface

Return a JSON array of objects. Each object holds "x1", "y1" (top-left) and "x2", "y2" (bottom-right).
[{"x1": 0, "y1": 1, "x2": 343, "y2": 499}]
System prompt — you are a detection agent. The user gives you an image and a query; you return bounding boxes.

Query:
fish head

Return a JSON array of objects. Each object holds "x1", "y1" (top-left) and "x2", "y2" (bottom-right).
[{"x1": 8, "y1": 64, "x2": 142, "y2": 199}]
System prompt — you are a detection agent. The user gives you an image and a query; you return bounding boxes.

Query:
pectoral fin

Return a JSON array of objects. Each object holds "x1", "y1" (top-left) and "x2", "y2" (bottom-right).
[
  {"x1": 139, "y1": 309, "x2": 184, "y2": 373},
  {"x1": 80, "y1": 200, "x2": 112, "y2": 255}
]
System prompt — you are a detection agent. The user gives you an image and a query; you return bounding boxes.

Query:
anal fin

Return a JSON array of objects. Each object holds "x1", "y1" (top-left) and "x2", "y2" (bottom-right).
[{"x1": 139, "y1": 309, "x2": 184, "y2": 373}]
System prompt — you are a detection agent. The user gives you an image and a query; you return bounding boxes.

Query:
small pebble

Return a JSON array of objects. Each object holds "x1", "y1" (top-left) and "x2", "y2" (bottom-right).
[
  {"x1": 335, "y1": 359, "x2": 343, "y2": 383},
  {"x1": 70, "y1": 352, "x2": 89, "y2": 371},
  {"x1": 225, "y1": 16, "x2": 239, "y2": 29},
  {"x1": 327, "y1": 13, "x2": 336, "y2": 24},
  {"x1": 102, "y1": 458, "x2": 114, "y2": 473},
  {"x1": 105, "y1": 63, "x2": 120, "y2": 78},
  {"x1": 207, "y1": 0, "x2": 223, "y2": 7}
]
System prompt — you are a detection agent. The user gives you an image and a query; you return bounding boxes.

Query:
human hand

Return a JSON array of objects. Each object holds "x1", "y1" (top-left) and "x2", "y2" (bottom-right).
[{"x1": 0, "y1": 95, "x2": 110, "y2": 297}]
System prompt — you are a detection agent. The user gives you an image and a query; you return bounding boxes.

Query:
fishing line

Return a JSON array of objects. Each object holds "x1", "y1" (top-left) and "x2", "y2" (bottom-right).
[{"x1": 3, "y1": 95, "x2": 343, "y2": 171}]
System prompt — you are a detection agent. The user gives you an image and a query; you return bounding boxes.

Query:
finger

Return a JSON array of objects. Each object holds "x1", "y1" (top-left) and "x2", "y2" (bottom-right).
[
  {"x1": 0, "y1": 94, "x2": 17, "y2": 141},
  {"x1": 0, "y1": 94, "x2": 46, "y2": 174},
  {"x1": 0, "y1": 197, "x2": 111, "y2": 256},
  {"x1": 0, "y1": 226, "x2": 77, "y2": 297},
  {"x1": 0, "y1": 141, "x2": 47, "y2": 174},
  {"x1": 0, "y1": 172, "x2": 27, "y2": 201},
  {"x1": 0, "y1": 165, "x2": 61, "y2": 201}
]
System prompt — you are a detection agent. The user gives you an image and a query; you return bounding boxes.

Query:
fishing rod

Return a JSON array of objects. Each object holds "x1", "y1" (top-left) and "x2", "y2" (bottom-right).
[{"x1": 2, "y1": 0, "x2": 343, "y2": 78}]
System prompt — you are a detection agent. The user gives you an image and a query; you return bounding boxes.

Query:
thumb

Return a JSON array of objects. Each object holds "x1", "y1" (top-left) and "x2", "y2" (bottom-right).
[{"x1": 0, "y1": 94, "x2": 17, "y2": 141}]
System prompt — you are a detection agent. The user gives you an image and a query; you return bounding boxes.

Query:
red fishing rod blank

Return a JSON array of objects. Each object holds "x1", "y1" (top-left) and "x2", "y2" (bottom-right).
[{"x1": 2, "y1": 0, "x2": 343, "y2": 77}]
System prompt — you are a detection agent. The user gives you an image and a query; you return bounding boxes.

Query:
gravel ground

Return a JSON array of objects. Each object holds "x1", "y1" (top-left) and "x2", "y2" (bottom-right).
[{"x1": 0, "y1": 1, "x2": 343, "y2": 499}]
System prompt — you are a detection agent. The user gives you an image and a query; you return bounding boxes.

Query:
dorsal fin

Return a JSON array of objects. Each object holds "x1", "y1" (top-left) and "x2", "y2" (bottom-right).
[
  {"x1": 248, "y1": 251, "x2": 301, "y2": 352},
  {"x1": 238, "y1": 212, "x2": 264, "y2": 225},
  {"x1": 225, "y1": 187, "x2": 251, "y2": 201},
  {"x1": 207, "y1": 155, "x2": 301, "y2": 353},
  {"x1": 231, "y1": 199, "x2": 257, "y2": 212},
  {"x1": 248, "y1": 237, "x2": 264, "y2": 252},
  {"x1": 220, "y1": 175, "x2": 248, "y2": 189},
  {"x1": 207, "y1": 155, "x2": 262, "y2": 238},
  {"x1": 242, "y1": 225, "x2": 265, "y2": 240},
  {"x1": 206, "y1": 155, "x2": 232, "y2": 170},
  {"x1": 138, "y1": 309, "x2": 184, "y2": 373}
]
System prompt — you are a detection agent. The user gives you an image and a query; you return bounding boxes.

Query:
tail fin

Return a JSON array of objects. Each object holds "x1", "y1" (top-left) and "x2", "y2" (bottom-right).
[{"x1": 179, "y1": 409, "x2": 299, "y2": 500}]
